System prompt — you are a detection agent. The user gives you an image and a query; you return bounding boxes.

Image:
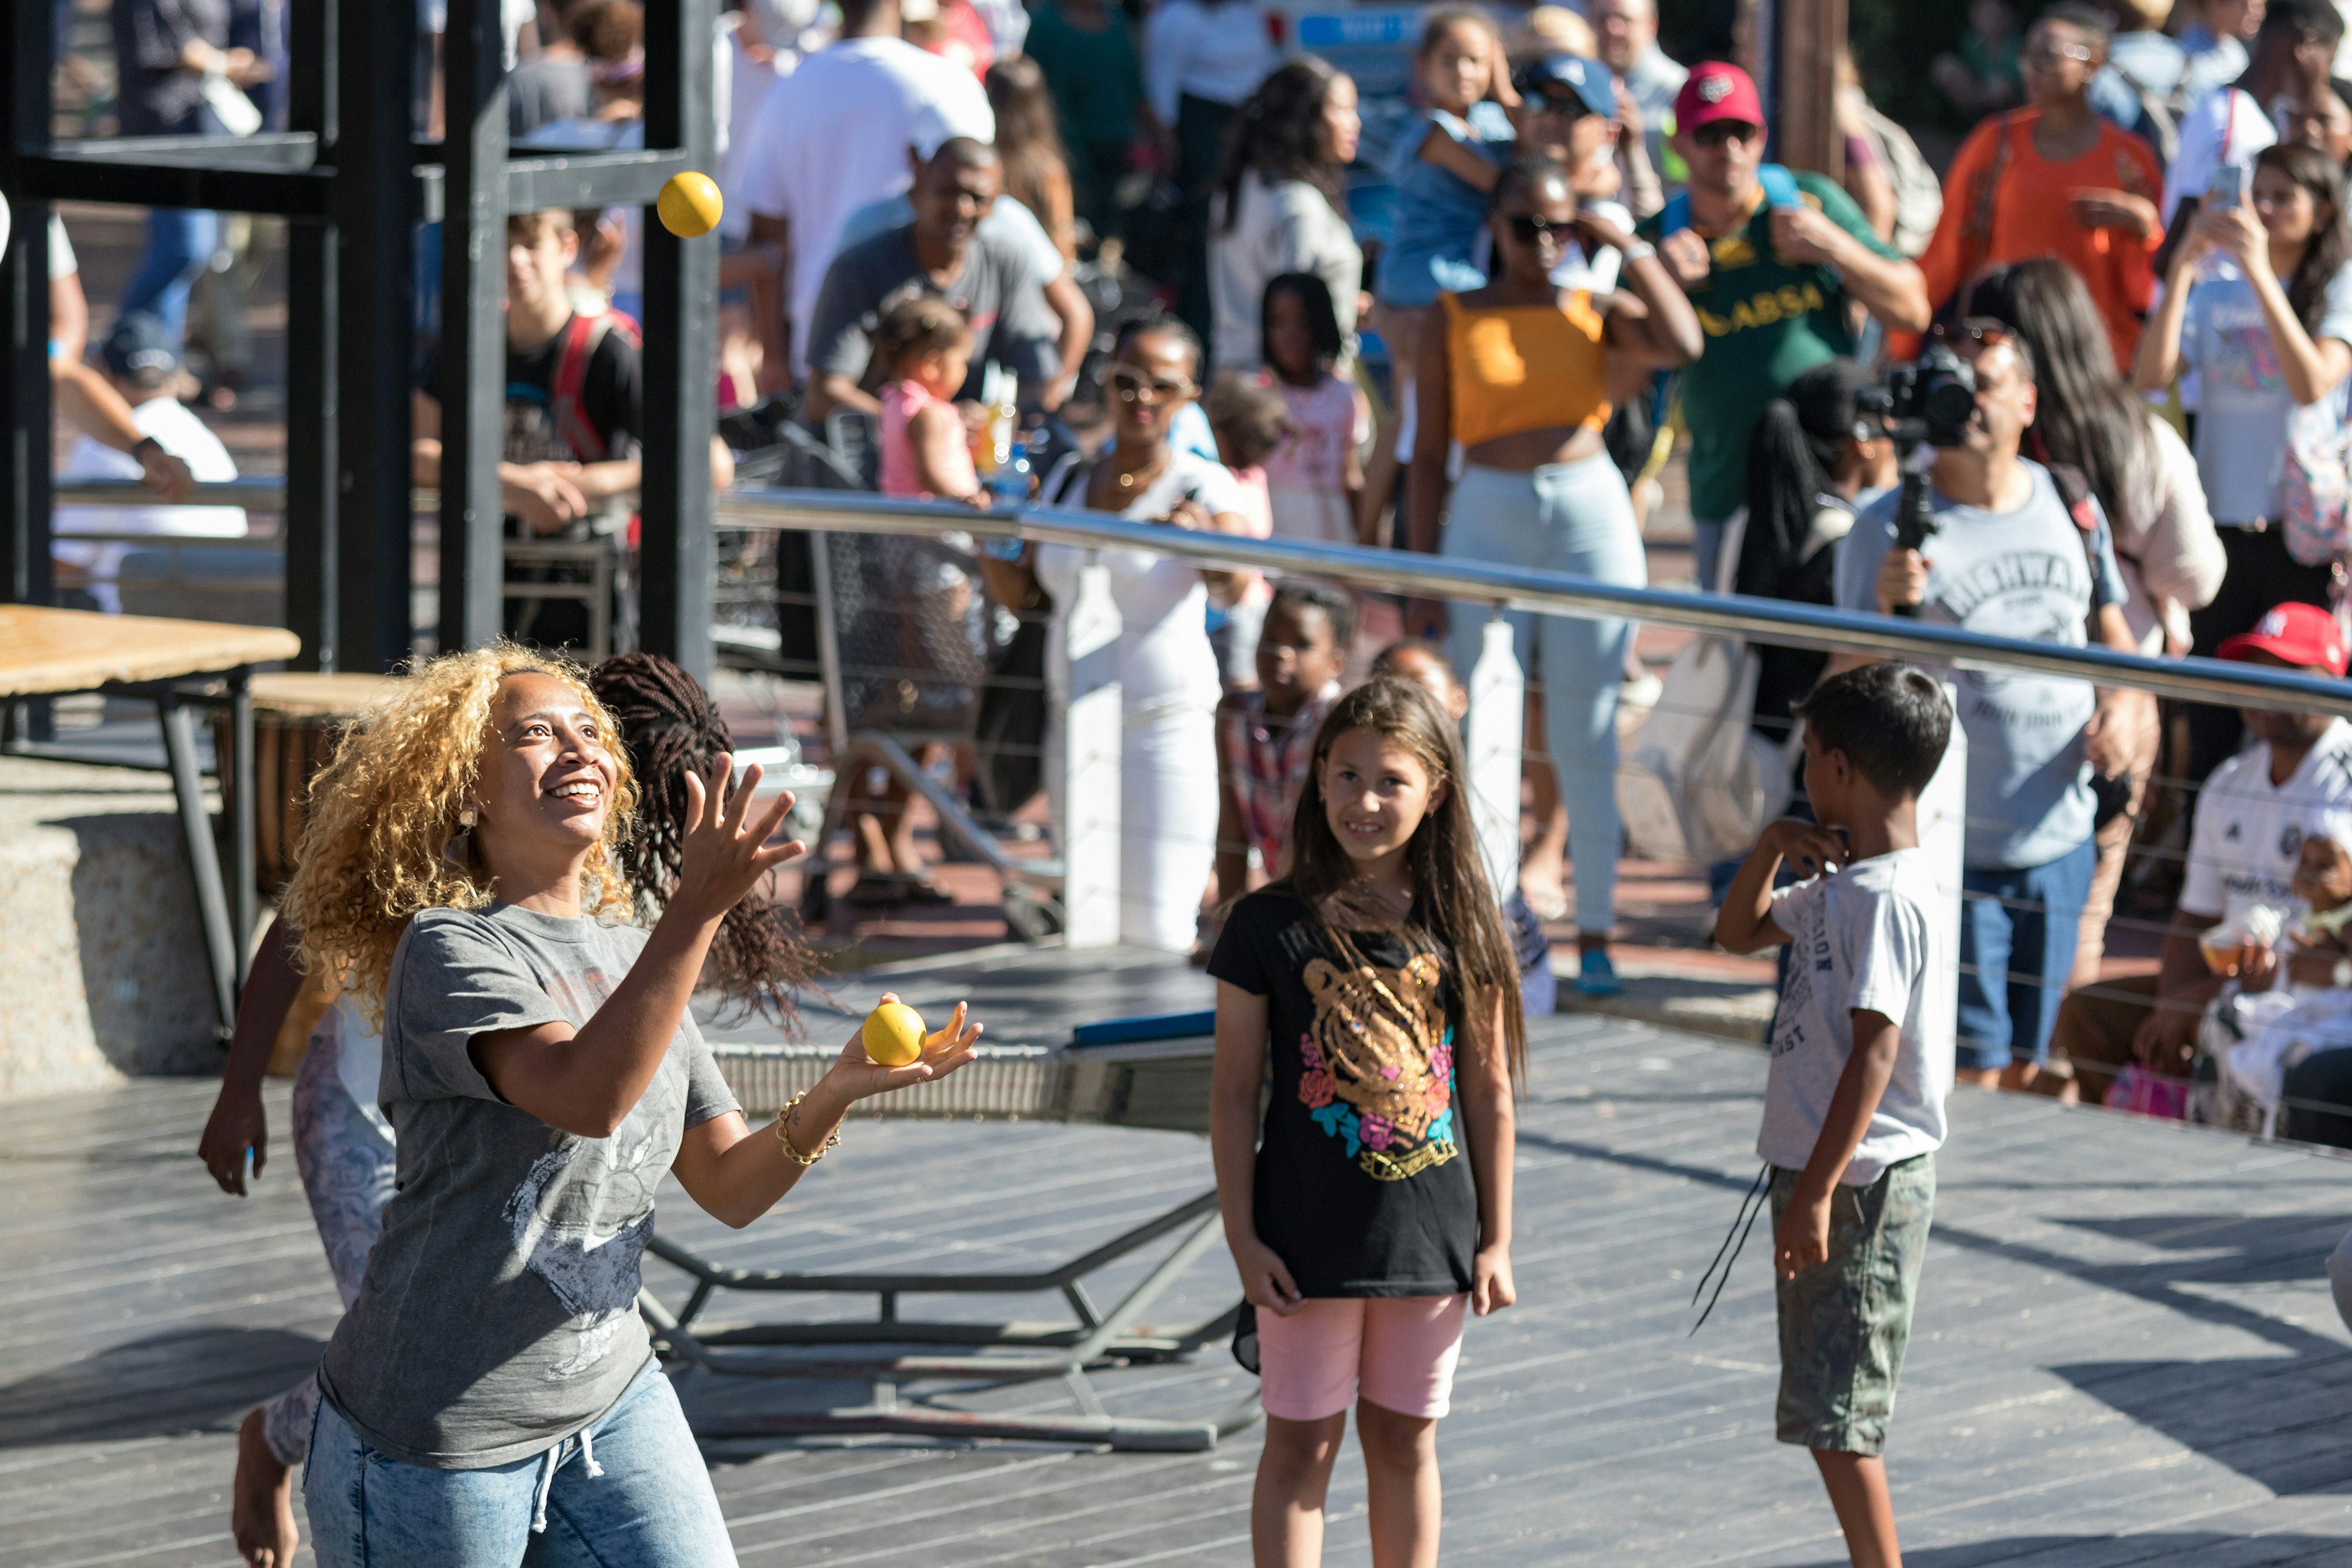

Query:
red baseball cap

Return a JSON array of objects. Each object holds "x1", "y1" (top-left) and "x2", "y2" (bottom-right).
[
  {"x1": 1673, "y1": 62, "x2": 1765, "y2": 133},
  {"x1": 2218, "y1": 602, "x2": 2349, "y2": 677}
]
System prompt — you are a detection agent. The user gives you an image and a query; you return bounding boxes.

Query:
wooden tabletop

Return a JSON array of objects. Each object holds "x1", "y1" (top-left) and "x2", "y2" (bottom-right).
[
  {"x1": 246, "y1": 671, "x2": 405, "y2": 718},
  {"x1": 0, "y1": 605, "x2": 302, "y2": 697}
]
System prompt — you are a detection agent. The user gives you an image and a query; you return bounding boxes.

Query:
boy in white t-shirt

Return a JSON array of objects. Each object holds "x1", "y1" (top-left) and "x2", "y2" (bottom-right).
[{"x1": 1715, "y1": 662, "x2": 1956, "y2": 1568}]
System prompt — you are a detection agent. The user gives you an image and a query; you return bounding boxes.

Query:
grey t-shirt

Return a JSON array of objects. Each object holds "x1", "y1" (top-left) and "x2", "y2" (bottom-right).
[
  {"x1": 1836, "y1": 460, "x2": 2116, "y2": 872},
  {"x1": 804, "y1": 222, "x2": 1056, "y2": 404},
  {"x1": 317, "y1": 903, "x2": 739, "y2": 1469}
]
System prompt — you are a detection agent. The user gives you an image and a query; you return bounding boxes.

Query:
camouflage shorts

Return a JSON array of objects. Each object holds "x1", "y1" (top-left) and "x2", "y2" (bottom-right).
[{"x1": 1769, "y1": 1153, "x2": 1936, "y2": 1457}]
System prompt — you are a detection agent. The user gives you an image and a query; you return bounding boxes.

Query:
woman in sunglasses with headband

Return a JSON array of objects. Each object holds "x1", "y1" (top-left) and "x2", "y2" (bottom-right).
[
  {"x1": 982, "y1": 314, "x2": 1251, "y2": 951},
  {"x1": 1404, "y1": 154, "x2": 1700, "y2": 996}
]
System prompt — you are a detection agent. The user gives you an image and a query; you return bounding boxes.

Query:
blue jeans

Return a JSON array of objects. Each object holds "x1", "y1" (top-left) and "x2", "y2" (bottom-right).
[
  {"x1": 119, "y1": 207, "x2": 220, "y2": 342},
  {"x1": 1957, "y1": 836, "x2": 2098, "y2": 1072},
  {"x1": 1691, "y1": 516, "x2": 1727, "y2": 595},
  {"x1": 1444, "y1": 454, "x2": 1645, "y2": 934},
  {"x1": 303, "y1": 1360, "x2": 737, "y2": 1567}
]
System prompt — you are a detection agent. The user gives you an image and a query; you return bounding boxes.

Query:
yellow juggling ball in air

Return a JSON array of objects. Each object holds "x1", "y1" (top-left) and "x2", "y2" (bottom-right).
[
  {"x1": 656, "y1": 171, "x2": 723, "y2": 239},
  {"x1": 861, "y1": 1001, "x2": 927, "y2": 1067}
]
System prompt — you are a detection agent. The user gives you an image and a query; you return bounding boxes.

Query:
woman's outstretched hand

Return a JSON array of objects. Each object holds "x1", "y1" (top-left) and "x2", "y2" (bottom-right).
[
  {"x1": 824, "y1": 993, "x2": 984, "y2": 1101},
  {"x1": 671, "y1": 755, "x2": 805, "y2": 922}
]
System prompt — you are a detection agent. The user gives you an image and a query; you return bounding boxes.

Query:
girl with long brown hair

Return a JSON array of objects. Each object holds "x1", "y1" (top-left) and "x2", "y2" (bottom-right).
[{"x1": 1206, "y1": 676, "x2": 1520, "y2": 1567}]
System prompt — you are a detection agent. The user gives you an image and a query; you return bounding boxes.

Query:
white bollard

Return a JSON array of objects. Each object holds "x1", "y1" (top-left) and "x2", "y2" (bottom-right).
[
  {"x1": 1464, "y1": 611, "x2": 1525, "y2": 900},
  {"x1": 1054, "y1": 558, "x2": 1122, "y2": 947},
  {"x1": 1917, "y1": 681, "x2": 1970, "y2": 1068}
]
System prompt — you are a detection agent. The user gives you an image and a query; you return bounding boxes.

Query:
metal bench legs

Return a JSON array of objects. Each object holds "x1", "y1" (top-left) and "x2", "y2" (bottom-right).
[{"x1": 639, "y1": 1186, "x2": 1262, "y2": 1451}]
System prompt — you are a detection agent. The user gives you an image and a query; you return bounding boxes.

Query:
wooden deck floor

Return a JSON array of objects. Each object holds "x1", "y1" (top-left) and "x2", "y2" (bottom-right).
[{"x1": 7, "y1": 944, "x2": 2352, "y2": 1566}]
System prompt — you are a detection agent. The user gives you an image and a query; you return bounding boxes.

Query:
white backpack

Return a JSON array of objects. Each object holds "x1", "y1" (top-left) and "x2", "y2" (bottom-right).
[{"x1": 1615, "y1": 633, "x2": 1794, "y2": 867}]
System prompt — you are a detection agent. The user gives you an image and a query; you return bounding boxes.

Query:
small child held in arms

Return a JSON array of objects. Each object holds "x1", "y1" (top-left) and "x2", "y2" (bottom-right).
[
  {"x1": 1713, "y1": 663, "x2": 1955, "y2": 1568},
  {"x1": 874, "y1": 296, "x2": 982, "y2": 503},
  {"x1": 1208, "y1": 677, "x2": 1520, "y2": 1567}
]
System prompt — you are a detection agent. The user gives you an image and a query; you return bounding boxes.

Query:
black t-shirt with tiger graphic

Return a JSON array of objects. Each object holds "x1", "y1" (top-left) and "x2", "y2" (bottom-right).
[{"x1": 1207, "y1": 889, "x2": 1477, "y2": 1297}]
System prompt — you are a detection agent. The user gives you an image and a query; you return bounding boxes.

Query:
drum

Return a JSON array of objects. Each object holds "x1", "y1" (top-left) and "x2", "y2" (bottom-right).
[{"x1": 213, "y1": 672, "x2": 402, "y2": 899}]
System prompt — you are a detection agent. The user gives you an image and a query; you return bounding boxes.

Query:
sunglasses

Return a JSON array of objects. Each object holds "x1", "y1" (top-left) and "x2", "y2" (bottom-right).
[
  {"x1": 1692, "y1": 119, "x2": 1761, "y2": 148},
  {"x1": 1504, "y1": 214, "x2": 1570, "y2": 245},
  {"x1": 2022, "y1": 40, "x2": 2095, "y2": 66},
  {"x1": 1932, "y1": 317, "x2": 2015, "y2": 352},
  {"x1": 1108, "y1": 366, "x2": 1196, "y2": 404}
]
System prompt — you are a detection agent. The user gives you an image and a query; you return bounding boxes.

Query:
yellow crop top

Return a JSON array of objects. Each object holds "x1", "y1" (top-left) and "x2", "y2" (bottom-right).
[{"x1": 1441, "y1": 290, "x2": 1611, "y2": 450}]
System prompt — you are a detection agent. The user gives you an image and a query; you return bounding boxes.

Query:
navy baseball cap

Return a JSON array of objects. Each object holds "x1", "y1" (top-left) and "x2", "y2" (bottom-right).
[
  {"x1": 101, "y1": 311, "x2": 179, "y2": 380},
  {"x1": 1513, "y1": 53, "x2": 1618, "y2": 119}
]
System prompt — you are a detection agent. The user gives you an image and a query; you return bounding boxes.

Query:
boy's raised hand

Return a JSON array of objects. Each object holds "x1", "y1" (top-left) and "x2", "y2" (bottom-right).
[{"x1": 1765, "y1": 817, "x2": 1846, "y2": 880}]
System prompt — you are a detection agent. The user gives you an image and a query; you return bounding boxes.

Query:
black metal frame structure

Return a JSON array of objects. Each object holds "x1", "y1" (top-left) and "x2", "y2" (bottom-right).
[{"x1": 1, "y1": 0, "x2": 718, "y2": 679}]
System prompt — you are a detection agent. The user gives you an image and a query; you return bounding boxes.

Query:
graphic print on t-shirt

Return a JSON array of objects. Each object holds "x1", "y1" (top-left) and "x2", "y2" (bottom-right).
[
  {"x1": 500, "y1": 963, "x2": 681, "y2": 1381},
  {"x1": 1295, "y1": 953, "x2": 1458, "y2": 1180}
]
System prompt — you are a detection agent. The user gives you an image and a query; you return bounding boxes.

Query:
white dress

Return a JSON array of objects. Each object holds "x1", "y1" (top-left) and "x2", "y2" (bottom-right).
[{"x1": 1035, "y1": 450, "x2": 1242, "y2": 949}]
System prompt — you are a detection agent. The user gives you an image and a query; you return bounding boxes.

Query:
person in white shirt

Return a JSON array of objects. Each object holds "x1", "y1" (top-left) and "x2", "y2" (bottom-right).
[
  {"x1": 53, "y1": 312, "x2": 246, "y2": 613},
  {"x1": 2162, "y1": 0, "x2": 2340, "y2": 229},
  {"x1": 2180, "y1": 0, "x2": 2263, "y2": 110},
  {"x1": 1835, "y1": 328, "x2": 2145, "y2": 1092},
  {"x1": 1207, "y1": 57, "x2": 1364, "y2": 373},
  {"x1": 2051, "y1": 602, "x2": 2352, "y2": 1102},
  {"x1": 736, "y1": 0, "x2": 992, "y2": 383},
  {"x1": 1145, "y1": 0, "x2": 1280, "y2": 337},
  {"x1": 1588, "y1": 0, "x2": 1686, "y2": 191},
  {"x1": 1714, "y1": 662, "x2": 1955, "y2": 1567},
  {"x1": 979, "y1": 316, "x2": 1252, "y2": 951}
]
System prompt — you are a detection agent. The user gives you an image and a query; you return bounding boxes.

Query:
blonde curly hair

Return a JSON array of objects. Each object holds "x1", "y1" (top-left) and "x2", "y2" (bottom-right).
[{"x1": 279, "y1": 643, "x2": 639, "y2": 1024}]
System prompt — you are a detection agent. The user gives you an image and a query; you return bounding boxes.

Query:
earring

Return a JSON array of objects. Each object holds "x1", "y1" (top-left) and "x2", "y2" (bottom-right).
[{"x1": 459, "y1": 807, "x2": 478, "y2": 829}]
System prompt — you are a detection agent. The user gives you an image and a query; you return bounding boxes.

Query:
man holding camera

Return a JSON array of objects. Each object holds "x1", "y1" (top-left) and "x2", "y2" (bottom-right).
[
  {"x1": 1833, "y1": 325, "x2": 2146, "y2": 1091},
  {"x1": 1642, "y1": 62, "x2": 1929, "y2": 595}
]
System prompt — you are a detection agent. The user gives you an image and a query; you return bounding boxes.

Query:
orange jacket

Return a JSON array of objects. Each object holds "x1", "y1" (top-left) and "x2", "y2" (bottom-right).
[{"x1": 1907, "y1": 108, "x2": 2165, "y2": 370}]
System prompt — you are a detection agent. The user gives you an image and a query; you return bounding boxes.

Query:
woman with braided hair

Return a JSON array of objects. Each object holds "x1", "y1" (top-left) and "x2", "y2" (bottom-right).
[
  {"x1": 588, "y1": 652, "x2": 816, "y2": 1021},
  {"x1": 200, "y1": 647, "x2": 927, "y2": 1565}
]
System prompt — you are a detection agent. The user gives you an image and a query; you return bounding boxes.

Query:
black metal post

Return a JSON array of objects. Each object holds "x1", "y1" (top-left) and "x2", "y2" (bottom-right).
[
  {"x1": 284, "y1": 0, "x2": 337, "y2": 669},
  {"x1": 639, "y1": 0, "x2": 719, "y2": 682},
  {"x1": 334, "y1": 0, "x2": 418, "y2": 672},
  {"x1": 1, "y1": 0, "x2": 56, "y2": 612},
  {"x1": 437, "y1": 0, "x2": 510, "y2": 654}
]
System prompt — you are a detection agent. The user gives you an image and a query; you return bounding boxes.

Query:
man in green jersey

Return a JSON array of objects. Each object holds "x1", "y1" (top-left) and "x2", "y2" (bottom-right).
[{"x1": 1635, "y1": 62, "x2": 1929, "y2": 594}]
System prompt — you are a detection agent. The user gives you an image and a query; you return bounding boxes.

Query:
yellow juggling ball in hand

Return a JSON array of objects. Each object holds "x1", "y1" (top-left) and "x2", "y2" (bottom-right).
[
  {"x1": 656, "y1": 171, "x2": 723, "y2": 239},
  {"x1": 861, "y1": 1001, "x2": 927, "y2": 1067}
]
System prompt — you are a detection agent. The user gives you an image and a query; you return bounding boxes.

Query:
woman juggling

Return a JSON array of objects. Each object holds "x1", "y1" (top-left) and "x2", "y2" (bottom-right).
[
  {"x1": 1404, "y1": 156, "x2": 1700, "y2": 997},
  {"x1": 274, "y1": 645, "x2": 981, "y2": 1564}
]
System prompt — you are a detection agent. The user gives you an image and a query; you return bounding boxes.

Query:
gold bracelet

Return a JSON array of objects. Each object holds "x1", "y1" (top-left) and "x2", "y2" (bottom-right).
[{"x1": 775, "y1": 1090, "x2": 840, "y2": 1167}]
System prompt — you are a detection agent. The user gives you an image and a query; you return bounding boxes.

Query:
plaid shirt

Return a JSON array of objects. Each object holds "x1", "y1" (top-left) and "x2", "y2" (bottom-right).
[{"x1": 1221, "y1": 681, "x2": 1341, "y2": 872}]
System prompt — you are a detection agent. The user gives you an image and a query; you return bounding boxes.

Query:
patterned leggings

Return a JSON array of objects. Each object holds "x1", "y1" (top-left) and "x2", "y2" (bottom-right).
[{"x1": 258, "y1": 1031, "x2": 397, "y2": 1468}]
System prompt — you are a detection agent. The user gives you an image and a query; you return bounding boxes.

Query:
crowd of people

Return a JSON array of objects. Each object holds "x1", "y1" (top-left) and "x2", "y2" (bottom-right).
[
  {"x1": 58, "y1": 0, "x2": 2352, "y2": 1124},
  {"x1": 35, "y1": 3, "x2": 2352, "y2": 1559},
  {"x1": 34, "y1": 0, "x2": 2352, "y2": 1074}
]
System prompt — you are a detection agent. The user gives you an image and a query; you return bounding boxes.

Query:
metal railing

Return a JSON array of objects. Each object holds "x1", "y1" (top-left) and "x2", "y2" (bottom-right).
[
  {"x1": 55, "y1": 476, "x2": 2352, "y2": 721},
  {"x1": 714, "y1": 488, "x2": 2352, "y2": 722}
]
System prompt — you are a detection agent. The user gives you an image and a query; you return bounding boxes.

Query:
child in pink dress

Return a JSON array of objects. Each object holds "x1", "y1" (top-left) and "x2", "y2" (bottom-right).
[
  {"x1": 1260, "y1": 273, "x2": 1370, "y2": 546},
  {"x1": 875, "y1": 297, "x2": 981, "y2": 501}
]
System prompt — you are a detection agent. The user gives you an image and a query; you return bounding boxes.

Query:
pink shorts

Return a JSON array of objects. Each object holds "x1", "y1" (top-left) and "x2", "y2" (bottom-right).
[{"x1": 1255, "y1": 1294, "x2": 1468, "y2": 1422}]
